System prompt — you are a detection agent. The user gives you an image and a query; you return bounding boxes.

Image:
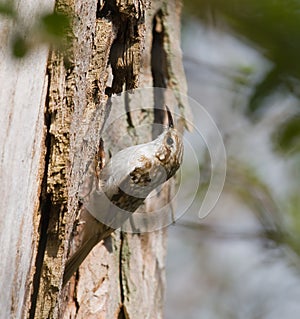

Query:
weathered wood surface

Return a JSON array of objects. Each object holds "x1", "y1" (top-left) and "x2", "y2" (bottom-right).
[
  {"x1": 0, "y1": 1, "x2": 55, "y2": 318},
  {"x1": 0, "y1": 0, "x2": 188, "y2": 318}
]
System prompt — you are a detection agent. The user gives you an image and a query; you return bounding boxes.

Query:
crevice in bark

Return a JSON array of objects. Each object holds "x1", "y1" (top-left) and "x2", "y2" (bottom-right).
[
  {"x1": 55, "y1": 1, "x2": 185, "y2": 317},
  {"x1": 117, "y1": 307, "x2": 127, "y2": 319},
  {"x1": 97, "y1": 0, "x2": 117, "y2": 19},
  {"x1": 104, "y1": 0, "x2": 143, "y2": 94},
  {"x1": 151, "y1": 9, "x2": 168, "y2": 138},
  {"x1": 96, "y1": 0, "x2": 105, "y2": 18},
  {"x1": 74, "y1": 273, "x2": 80, "y2": 315},
  {"x1": 118, "y1": 231, "x2": 126, "y2": 318},
  {"x1": 28, "y1": 67, "x2": 53, "y2": 319},
  {"x1": 125, "y1": 90, "x2": 134, "y2": 128}
]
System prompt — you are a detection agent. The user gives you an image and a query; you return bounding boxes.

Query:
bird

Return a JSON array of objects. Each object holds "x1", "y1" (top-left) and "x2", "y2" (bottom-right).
[{"x1": 63, "y1": 106, "x2": 183, "y2": 286}]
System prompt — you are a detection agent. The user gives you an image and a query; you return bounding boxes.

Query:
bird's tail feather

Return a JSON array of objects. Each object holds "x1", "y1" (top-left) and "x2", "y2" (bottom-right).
[{"x1": 63, "y1": 235, "x2": 100, "y2": 287}]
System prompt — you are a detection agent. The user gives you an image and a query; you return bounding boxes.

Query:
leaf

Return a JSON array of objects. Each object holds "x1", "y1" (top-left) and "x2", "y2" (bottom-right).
[
  {"x1": 184, "y1": 0, "x2": 300, "y2": 114},
  {"x1": 12, "y1": 34, "x2": 28, "y2": 58},
  {"x1": 40, "y1": 12, "x2": 70, "y2": 38},
  {"x1": 0, "y1": 0, "x2": 16, "y2": 17},
  {"x1": 247, "y1": 67, "x2": 281, "y2": 115},
  {"x1": 272, "y1": 113, "x2": 300, "y2": 154}
]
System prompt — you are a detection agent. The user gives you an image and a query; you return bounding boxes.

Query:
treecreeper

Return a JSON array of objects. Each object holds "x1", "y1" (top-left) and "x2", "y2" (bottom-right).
[{"x1": 63, "y1": 106, "x2": 183, "y2": 286}]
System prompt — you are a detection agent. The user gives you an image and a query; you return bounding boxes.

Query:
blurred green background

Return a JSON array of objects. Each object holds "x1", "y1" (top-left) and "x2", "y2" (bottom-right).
[{"x1": 166, "y1": 1, "x2": 300, "y2": 318}]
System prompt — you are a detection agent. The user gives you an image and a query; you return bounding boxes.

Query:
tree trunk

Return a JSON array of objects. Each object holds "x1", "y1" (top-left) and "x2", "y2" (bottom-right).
[
  {"x1": 0, "y1": 1, "x2": 55, "y2": 318},
  {"x1": 0, "y1": 0, "x2": 189, "y2": 318}
]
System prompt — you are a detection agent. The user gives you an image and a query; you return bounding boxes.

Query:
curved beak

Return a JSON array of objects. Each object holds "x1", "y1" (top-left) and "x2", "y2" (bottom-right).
[{"x1": 165, "y1": 105, "x2": 174, "y2": 128}]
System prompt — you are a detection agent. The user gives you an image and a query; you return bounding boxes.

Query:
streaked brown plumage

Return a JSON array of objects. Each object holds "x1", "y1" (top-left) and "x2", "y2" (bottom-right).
[{"x1": 63, "y1": 106, "x2": 183, "y2": 286}]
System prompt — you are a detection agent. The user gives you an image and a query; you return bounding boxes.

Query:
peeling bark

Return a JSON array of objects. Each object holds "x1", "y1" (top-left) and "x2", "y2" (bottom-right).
[{"x1": 0, "y1": 0, "x2": 189, "y2": 318}]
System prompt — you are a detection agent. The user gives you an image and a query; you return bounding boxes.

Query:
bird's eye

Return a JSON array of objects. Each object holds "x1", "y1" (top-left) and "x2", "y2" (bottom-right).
[{"x1": 166, "y1": 136, "x2": 174, "y2": 146}]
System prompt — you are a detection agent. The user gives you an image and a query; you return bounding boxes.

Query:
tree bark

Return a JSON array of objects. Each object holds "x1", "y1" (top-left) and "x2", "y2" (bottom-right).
[
  {"x1": 0, "y1": 0, "x2": 189, "y2": 318},
  {"x1": 0, "y1": 1, "x2": 55, "y2": 318}
]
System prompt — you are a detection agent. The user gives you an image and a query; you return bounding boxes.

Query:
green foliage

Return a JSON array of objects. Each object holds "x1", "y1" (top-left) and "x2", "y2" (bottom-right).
[
  {"x1": 0, "y1": 0, "x2": 72, "y2": 58},
  {"x1": 12, "y1": 33, "x2": 28, "y2": 58},
  {"x1": 40, "y1": 12, "x2": 71, "y2": 40},
  {"x1": 272, "y1": 113, "x2": 300, "y2": 154},
  {"x1": 184, "y1": 0, "x2": 300, "y2": 154},
  {"x1": 183, "y1": 1, "x2": 300, "y2": 272},
  {"x1": 0, "y1": 0, "x2": 15, "y2": 17},
  {"x1": 185, "y1": 0, "x2": 300, "y2": 62}
]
